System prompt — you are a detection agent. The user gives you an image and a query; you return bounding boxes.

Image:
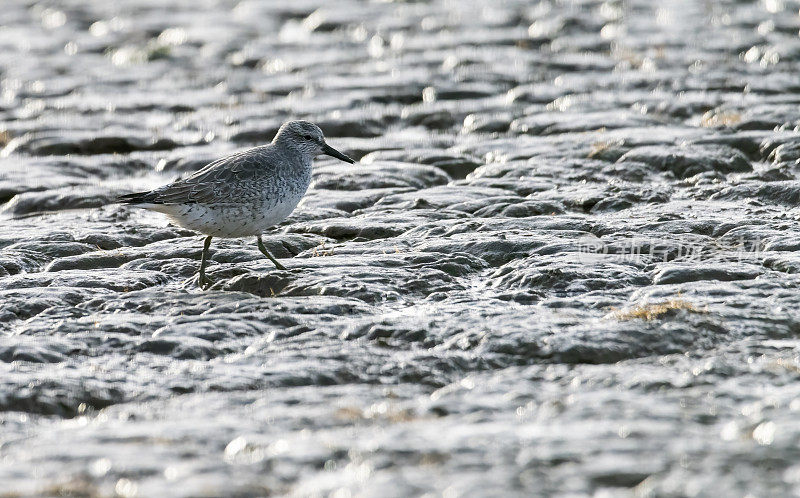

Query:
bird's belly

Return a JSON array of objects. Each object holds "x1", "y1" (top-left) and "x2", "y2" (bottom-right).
[{"x1": 165, "y1": 195, "x2": 303, "y2": 238}]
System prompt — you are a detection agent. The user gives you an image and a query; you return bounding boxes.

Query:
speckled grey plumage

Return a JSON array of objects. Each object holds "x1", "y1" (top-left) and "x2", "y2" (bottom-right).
[
  {"x1": 119, "y1": 120, "x2": 354, "y2": 238},
  {"x1": 144, "y1": 143, "x2": 311, "y2": 207},
  {"x1": 118, "y1": 120, "x2": 354, "y2": 287}
]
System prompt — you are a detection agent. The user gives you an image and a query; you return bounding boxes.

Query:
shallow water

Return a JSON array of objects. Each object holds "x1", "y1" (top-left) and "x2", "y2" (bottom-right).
[{"x1": 2, "y1": 0, "x2": 800, "y2": 495}]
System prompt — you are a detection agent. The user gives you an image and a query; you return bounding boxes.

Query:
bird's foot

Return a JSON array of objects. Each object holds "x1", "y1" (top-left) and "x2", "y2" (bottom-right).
[
  {"x1": 256, "y1": 237, "x2": 288, "y2": 271},
  {"x1": 198, "y1": 273, "x2": 214, "y2": 290}
]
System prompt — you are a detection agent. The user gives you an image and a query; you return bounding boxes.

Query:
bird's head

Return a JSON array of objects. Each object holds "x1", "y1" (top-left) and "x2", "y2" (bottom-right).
[{"x1": 273, "y1": 120, "x2": 354, "y2": 163}]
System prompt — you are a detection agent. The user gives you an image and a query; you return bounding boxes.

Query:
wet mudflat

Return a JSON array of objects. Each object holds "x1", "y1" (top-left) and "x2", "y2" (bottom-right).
[{"x1": 2, "y1": 0, "x2": 800, "y2": 495}]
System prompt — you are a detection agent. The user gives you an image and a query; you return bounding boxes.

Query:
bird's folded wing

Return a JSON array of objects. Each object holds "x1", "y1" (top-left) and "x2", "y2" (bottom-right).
[{"x1": 150, "y1": 147, "x2": 274, "y2": 205}]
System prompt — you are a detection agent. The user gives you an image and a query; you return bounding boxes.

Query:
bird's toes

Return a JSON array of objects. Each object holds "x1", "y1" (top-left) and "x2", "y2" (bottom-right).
[{"x1": 183, "y1": 271, "x2": 216, "y2": 290}]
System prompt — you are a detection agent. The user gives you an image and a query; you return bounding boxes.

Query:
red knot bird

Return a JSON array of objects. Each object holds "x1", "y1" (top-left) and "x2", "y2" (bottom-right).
[{"x1": 118, "y1": 120, "x2": 354, "y2": 289}]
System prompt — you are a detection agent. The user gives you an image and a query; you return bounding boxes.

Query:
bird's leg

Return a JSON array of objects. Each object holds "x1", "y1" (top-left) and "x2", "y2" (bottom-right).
[
  {"x1": 198, "y1": 235, "x2": 214, "y2": 289},
  {"x1": 257, "y1": 235, "x2": 287, "y2": 270}
]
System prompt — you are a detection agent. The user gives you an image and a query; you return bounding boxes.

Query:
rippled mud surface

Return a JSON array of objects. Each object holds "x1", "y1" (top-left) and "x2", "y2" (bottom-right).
[{"x1": 3, "y1": 0, "x2": 800, "y2": 495}]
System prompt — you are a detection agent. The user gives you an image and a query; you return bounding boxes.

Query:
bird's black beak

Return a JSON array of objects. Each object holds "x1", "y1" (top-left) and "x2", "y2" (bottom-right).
[{"x1": 322, "y1": 143, "x2": 355, "y2": 164}]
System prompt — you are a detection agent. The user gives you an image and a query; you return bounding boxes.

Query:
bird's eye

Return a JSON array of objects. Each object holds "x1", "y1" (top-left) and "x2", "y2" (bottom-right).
[{"x1": 303, "y1": 134, "x2": 312, "y2": 140}]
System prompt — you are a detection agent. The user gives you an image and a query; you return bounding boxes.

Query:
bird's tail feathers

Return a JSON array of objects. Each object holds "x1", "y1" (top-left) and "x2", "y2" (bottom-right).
[{"x1": 117, "y1": 191, "x2": 157, "y2": 205}]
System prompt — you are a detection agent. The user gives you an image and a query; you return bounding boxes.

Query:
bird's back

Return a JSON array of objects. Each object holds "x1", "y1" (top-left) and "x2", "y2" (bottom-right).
[{"x1": 120, "y1": 143, "x2": 310, "y2": 207}]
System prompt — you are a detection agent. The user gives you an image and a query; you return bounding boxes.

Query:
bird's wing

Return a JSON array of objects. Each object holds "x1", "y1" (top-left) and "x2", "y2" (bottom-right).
[{"x1": 149, "y1": 146, "x2": 275, "y2": 205}]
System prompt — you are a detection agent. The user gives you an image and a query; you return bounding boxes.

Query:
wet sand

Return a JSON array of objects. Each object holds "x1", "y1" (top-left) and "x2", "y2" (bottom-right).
[{"x1": 2, "y1": 0, "x2": 800, "y2": 495}]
